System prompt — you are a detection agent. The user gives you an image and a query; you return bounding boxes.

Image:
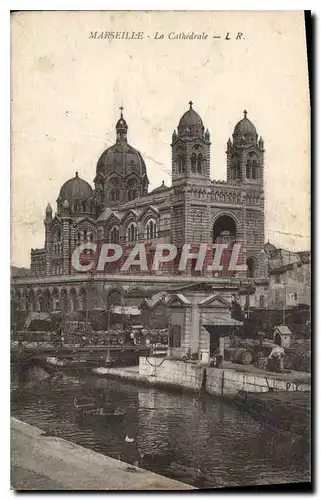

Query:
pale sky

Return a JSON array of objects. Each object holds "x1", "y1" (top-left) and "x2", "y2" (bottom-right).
[{"x1": 11, "y1": 11, "x2": 310, "y2": 267}]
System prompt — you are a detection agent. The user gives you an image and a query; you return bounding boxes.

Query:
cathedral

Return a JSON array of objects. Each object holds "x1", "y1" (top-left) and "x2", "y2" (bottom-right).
[{"x1": 13, "y1": 102, "x2": 267, "y2": 313}]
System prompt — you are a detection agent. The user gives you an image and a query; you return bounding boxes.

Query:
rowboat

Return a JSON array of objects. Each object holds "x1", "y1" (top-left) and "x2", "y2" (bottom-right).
[{"x1": 73, "y1": 397, "x2": 126, "y2": 423}]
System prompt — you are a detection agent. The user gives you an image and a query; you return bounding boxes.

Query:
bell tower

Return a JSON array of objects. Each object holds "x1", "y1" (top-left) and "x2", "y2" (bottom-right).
[
  {"x1": 226, "y1": 110, "x2": 264, "y2": 186},
  {"x1": 171, "y1": 101, "x2": 211, "y2": 184},
  {"x1": 170, "y1": 103, "x2": 212, "y2": 274},
  {"x1": 226, "y1": 110, "x2": 265, "y2": 278}
]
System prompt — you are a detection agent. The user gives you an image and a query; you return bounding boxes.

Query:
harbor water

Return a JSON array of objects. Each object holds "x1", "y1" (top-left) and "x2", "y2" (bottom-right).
[{"x1": 11, "y1": 365, "x2": 310, "y2": 489}]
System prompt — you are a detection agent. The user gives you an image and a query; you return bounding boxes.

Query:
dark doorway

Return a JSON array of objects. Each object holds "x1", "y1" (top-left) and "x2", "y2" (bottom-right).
[{"x1": 213, "y1": 215, "x2": 237, "y2": 243}]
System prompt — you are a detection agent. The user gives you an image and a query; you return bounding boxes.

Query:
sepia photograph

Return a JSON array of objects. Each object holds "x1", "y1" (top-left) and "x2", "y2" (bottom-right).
[{"x1": 10, "y1": 10, "x2": 311, "y2": 491}]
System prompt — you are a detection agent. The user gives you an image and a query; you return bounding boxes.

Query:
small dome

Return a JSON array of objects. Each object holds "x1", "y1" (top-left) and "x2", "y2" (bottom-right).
[
  {"x1": 116, "y1": 116, "x2": 128, "y2": 131},
  {"x1": 45, "y1": 202, "x2": 52, "y2": 213},
  {"x1": 116, "y1": 106, "x2": 128, "y2": 132},
  {"x1": 234, "y1": 118, "x2": 257, "y2": 136},
  {"x1": 178, "y1": 101, "x2": 204, "y2": 138},
  {"x1": 152, "y1": 180, "x2": 169, "y2": 194},
  {"x1": 62, "y1": 199, "x2": 69, "y2": 209},
  {"x1": 233, "y1": 110, "x2": 257, "y2": 136},
  {"x1": 59, "y1": 172, "x2": 94, "y2": 202}
]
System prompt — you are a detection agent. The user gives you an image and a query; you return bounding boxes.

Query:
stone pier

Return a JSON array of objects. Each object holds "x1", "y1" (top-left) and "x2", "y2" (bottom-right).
[{"x1": 11, "y1": 418, "x2": 194, "y2": 491}]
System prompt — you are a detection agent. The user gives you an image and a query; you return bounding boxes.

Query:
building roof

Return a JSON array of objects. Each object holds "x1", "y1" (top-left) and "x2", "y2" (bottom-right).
[
  {"x1": 274, "y1": 325, "x2": 292, "y2": 335},
  {"x1": 202, "y1": 316, "x2": 243, "y2": 336},
  {"x1": 140, "y1": 292, "x2": 169, "y2": 309},
  {"x1": 198, "y1": 294, "x2": 232, "y2": 308},
  {"x1": 269, "y1": 260, "x2": 303, "y2": 275},
  {"x1": 167, "y1": 293, "x2": 191, "y2": 306},
  {"x1": 96, "y1": 208, "x2": 121, "y2": 222}
]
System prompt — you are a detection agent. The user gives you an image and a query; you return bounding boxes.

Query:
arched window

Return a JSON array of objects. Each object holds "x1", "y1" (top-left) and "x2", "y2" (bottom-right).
[
  {"x1": 231, "y1": 155, "x2": 240, "y2": 180},
  {"x1": 61, "y1": 289, "x2": 68, "y2": 312},
  {"x1": 128, "y1": 190, "x2": 137, "y2": 201},
  {"x1": 191, "y1": 154, "x2": 197, "y2": 173},
  {"x1": 69, "y1": 289, "x2": 77, "y2": 312},
  {"x1": 145, "y1": 219, "x2": 158, "y2": 239},
  {"x1": 177, "y1": 155, "x2": 181, "y2": 174},
  {"x1": 127, "y1": 222, "x2": 138, "y2": 242},
  {"x1": 52, "y1": 289, "x2": 60, "y2": 310},
  {"x1": 110, "y1": 226, "x2": 120, "y2": 243},
  {"x1": 111, "y1": 190, "x2": 120, "y2": 202},
  {"x1": 73, "y1": 201, "x2": 80, "y2": 213},
  {"x1": 28, "y1": 289, "x2": 35, "y2": 312},
  {"x1": 42, "y1": 289, "x2": 51, "y2": 313},
  {"x1": 246, "y1": 153, "x2": 259, "y2": 180},
  {"x1": 197, "y1": 154, "x2": 203, "y2": 174},
  {"x1": 177, "y1": 153, "x2": 186, "y2": 174},
  {"x1": 252, "y1": 160, "x2": 257, "y2": 179},
  {"x1": 78, "y1": 289, "x2": 87, "y2": 311},
  {"x1": 87, "y1": 232, "x2": 94, "y2": 255},
  {"x1": 53, "y1": 228, "x2": 62, "y2": 255}
]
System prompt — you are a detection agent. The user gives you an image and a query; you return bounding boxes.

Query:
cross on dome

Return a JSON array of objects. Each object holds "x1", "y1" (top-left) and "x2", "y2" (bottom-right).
[
  {"x1": 189, "y1": 101, "x2": 193, "y2": 109},
  {"x1": 243, "y1": 109, "x2": 247, "y2": 118},
  {"x1": 119, "y1": 106, "x2": 124, "y2": 118}
]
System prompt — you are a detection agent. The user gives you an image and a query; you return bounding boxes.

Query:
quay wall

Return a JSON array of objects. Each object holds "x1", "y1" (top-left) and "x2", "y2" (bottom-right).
[
  {"x1": 138, "y1": 357, "x2": 311, "y2": 397},
  {"x1": 205, "y1": 366, "x2": 310, "y2": 397},
  {"x1": 11, "y1": 418, "x2": 194, "y2": 491},
  {"x1": 139, "y1": 357, "x2": 205, "y2": 391}
]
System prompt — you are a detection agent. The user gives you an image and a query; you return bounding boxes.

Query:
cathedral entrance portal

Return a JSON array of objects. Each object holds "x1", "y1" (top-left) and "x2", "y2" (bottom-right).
[
  {"x1": 212, "y1": 215, "x2": 237, "y2": 277},
  {"x1": 213, "y1": 215, "x2": 236, "y2": 243}
]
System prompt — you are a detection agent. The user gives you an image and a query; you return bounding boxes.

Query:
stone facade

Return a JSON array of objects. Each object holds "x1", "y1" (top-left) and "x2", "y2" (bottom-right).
[
  {"x1": 252, "y1": 244, "x2": 311, "y2": 310},
  {"x1": 12, "y1": 102, "x2": 267, "y2": 313}
]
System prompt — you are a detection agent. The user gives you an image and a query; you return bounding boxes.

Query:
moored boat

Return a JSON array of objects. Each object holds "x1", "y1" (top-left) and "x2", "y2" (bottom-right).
[{"x1": 73, "y1": 397, "x2": 126, "y2": 424}]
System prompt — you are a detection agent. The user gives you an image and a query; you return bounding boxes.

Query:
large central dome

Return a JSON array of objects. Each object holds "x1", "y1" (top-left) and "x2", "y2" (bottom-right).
[
  {"x1": 94, "y1": 109, "x2": 149, "y2": 209},
  {"x1": 96, "y1": 108, "x2": 147, "y2": 178},
  {"x1": 96, "y1": 142, "x2": 147, "y2": 177}
]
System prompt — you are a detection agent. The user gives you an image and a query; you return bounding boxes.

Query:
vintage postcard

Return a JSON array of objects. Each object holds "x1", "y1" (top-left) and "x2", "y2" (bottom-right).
[{"x1": 10, "y1": 10, "x2": 311, "y2": 491}]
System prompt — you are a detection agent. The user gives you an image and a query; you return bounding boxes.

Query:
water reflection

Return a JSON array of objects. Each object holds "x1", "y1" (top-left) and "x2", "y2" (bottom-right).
[{"x1": 11, "y1": 366, "x2": 310, "y2": 488}]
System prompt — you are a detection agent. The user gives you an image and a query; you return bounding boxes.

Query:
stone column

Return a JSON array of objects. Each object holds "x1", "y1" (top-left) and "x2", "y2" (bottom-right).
[
  {"x1": 69, "y1": 222, "x2": 76, "y2": 275},
  {"x1": 62, "y1": 217, "x2": 71, "y2": 275},
  {"x1": 44, "y1": 221, "x2": 52, "y2": 276}
]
